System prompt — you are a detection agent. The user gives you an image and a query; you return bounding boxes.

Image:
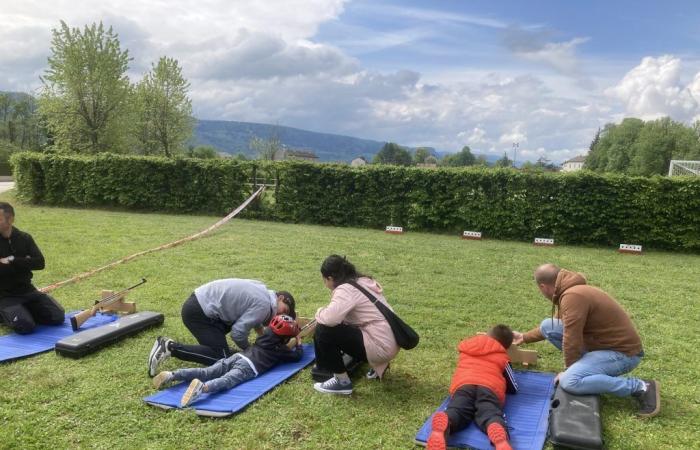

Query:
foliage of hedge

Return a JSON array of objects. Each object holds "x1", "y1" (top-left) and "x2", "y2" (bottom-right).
[{"x1": 11, "y1": 153, "x2": 700, "y2": 251}]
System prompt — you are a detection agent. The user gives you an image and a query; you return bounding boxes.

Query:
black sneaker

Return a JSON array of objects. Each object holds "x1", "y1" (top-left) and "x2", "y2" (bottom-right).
[
  {"x1": 148, "y1": 336, "x2": 172, "y2": 377},
  {"x1": 634, "y1": 379, "x2": 660, "y2": 418},
  {"x1": 313, "y1": 376, "x2": 353, "y2": 395}
]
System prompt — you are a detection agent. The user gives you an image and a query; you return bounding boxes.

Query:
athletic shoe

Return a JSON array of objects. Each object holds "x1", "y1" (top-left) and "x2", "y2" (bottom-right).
[
  {"x1": 366, "y1": 364, "x2": 389, "y2": 380},
  {"x1": 634, "y1": 379, "x2": 660, "y2": 418},
  {"x1": 152, "y1": 371, "x2": 174, "y2": 389},
  {"x1": 180, "y1": 379, "x2": 205, "y2": 407},
  {"x1": 313, "y1": 376, "x2": 353, "y2": 395},
  {"x1": 426, "y1": 411, "x2": 449, "y2": 450},
  {"x1": 148, "y1": 336, "x2": 172, "y2": 377}
]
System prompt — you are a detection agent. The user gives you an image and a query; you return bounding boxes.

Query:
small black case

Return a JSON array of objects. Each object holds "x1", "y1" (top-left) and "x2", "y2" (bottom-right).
[
  {"x1": 549, "y1": 384, "x2": 604, "y2": 449},
  {"x1": 55, "y1": 311, "x2": 164, "y2": 358}
]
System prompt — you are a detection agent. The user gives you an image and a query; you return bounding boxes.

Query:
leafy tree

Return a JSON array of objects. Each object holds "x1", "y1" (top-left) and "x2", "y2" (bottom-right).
[
  {"x1": 442, "y1": 146, "x2": 476, "y2": 167},
  {"x1": 413, "y1": 147, "x2": 432, "y2": 164},
  {"x1": 186, "y1": 145, "x2": 219, "y2": 159},
  {"x1": 39, "y1": 21, "x2": 133, "y2": 153},
  {"x1": 250, "y1": 134, "x2": 282, "y2": 160},
  {"x1": 373, "y1": 142, "x2": 412, "y2": 166},
  {"x1": 135, "y1": 57, "x2": 194, "y2": 157},
  {"x1": 495, "y1": 152, "x2": 512, "y2": 167}
]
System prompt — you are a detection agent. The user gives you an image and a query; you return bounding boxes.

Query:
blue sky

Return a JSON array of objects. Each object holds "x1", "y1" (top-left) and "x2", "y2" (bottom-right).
[{"x1": 2, "y1": 0, "x2": 700, "y2": 162}]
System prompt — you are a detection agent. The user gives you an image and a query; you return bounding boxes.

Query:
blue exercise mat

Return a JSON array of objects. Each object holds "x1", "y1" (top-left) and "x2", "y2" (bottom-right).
[
  {"x1": 415, "y1": 371, "x2": 556, "y2": 450},
  {"x1": 0, "y1": 311, "x2": 117, "y2": 363},
  {"x1": 144, "y1": 343, "x2": 316, "y2": 417}
]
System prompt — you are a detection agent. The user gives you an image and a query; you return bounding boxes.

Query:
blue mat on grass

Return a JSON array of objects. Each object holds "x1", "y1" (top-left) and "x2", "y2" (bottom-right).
[
  {"x1": 144, "y1": 343, "x2": 316, "y2": 417},
  {"x1": 415, "y1": 371, "x2": 556, "y2": 450},
  {"x1": 0, "y1": 311, "x2": 117, "y2": 363}
]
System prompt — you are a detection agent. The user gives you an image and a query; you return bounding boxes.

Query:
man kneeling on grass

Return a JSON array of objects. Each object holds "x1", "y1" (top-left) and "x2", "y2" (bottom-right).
[{"x1": 152, "y1": 315, "x2": 302, "y2": 407}]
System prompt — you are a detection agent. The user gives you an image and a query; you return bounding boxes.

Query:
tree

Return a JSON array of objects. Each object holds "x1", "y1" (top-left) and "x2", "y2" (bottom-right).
[
  {"x1": 442, "y1": 146, "x2": 476, "y2": 167},
  {"x1": 495, "y1": 152, "x2": 512, "y2": 167},
  {"x1": 38, "y1": 21, "x2": 133, "y2": 153},
  {"x1": 136, "y1": 57, "x2": 194, "y2": 157},
  {"x1": 186, "y1": 145, "x2": 219, "y2": 159},
  {"x1": 373, "y1": 142, "x2": 412, "y2": 165},
  {"x1": 250, "y1": 135, "x2": 282, "y2": 160},
  {"x1": 413, "y1": 147, "x2": 432, "y2": 164}
]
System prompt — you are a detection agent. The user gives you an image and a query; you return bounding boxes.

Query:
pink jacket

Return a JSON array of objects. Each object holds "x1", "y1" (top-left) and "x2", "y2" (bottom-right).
[{"x1": 315, "y1": 277, "x2": 399, "y2": 377}]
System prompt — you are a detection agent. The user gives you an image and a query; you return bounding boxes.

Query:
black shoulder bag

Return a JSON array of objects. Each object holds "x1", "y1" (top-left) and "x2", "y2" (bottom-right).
[{"x1": 347, "y1": 280, "x2": 419, "y2": 350}]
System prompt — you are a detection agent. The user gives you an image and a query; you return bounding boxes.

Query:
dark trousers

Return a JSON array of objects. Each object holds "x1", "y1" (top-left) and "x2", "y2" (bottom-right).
[
  {"x1": 0, "y1": 291, "x2": 65, "y2": 334},
  {"x1": 313, "y1": 323, "x2": 368, "y2": 374},
  {"x1": 170, "y1": 293, "x2": 233, "y2": 365},
  {"x1": 445, "y1": 385, "x2": 507, "y2": 433}
]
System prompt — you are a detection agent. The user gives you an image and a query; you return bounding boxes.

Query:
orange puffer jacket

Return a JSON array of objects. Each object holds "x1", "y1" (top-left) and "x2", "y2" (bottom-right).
[{"x1": 448, "y1": 334, "x2": 510, "y2": 404}]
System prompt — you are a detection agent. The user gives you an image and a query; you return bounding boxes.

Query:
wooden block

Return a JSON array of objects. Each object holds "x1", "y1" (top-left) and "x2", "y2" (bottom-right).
[
  {"x1": 461, "y1": 231, "x2": 482, "y2": 240},
  {"x1": 534, "y1": 237, "x2": 554, "y2": 246},
  {"x1": 507, "y1": 345, "x2": 538, "y2": 367},
  {"x1": 618, "y1": 244, "x2": 642, "y2": 254},
  {"x1": 385, "y1": 226, "x2": 404, "y2": 234},
  {"x1": 98, "y1": 290, "x2": 136, "y2": 314}
]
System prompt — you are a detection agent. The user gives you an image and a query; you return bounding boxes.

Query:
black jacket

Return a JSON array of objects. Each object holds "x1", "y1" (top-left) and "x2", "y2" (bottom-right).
[
  {"x1": 241, "y1": 327, "x2": 303, "y2": 374},
  {"x1": 0, "y1": 227, "x2": 45, "y2": 297}
]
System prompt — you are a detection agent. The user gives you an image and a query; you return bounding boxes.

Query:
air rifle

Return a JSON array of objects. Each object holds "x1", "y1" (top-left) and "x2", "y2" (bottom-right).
[{"x1": 70, "y1": 278, "x2": 147, "y2": 331}]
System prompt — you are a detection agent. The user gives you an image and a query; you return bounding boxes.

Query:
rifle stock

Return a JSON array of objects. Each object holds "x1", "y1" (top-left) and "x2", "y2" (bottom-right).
[{"x1": 70, "y1": 278, "x2": 147, "y2": 331}]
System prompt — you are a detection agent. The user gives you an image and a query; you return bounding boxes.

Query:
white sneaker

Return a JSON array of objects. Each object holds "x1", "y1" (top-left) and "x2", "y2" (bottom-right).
[
  {"x1": 313, "y1": 376, "x2": 353, "y2": 395},
  {"x1": 180, "y1": 379, "x2": 205, "y2": 407},
  {"x1": 148, "y1": 336, "x2": 172, "y2": 377},
  {"x1": 152, "y1": 371, "x2": 174, "y2": 389}
]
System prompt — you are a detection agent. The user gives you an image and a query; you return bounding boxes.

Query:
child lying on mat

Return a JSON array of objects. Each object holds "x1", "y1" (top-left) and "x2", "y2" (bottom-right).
[
  {"x1": 427, "y1": 325, "x2": 518, "y2": 450},
  {"x1": 152, "y1": 314, "x2": 303, "y2": 407}
]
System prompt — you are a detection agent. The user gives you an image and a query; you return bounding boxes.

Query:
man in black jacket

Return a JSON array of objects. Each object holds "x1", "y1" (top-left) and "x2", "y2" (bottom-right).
[{"x1": 0, "y1": 202, "x2": 64, "y2": 333}]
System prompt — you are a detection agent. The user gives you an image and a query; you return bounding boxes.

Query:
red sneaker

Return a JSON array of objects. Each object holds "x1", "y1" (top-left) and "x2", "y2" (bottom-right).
[
  {"x1": 486, "y1": 422, "x2": 512, "y2": 450},
  {"x1": 427, "y1": 411, "x2": 449, "y2": 450}
]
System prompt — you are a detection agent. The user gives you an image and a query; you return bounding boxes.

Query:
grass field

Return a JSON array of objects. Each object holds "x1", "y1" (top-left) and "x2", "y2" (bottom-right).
[{"x1": 0, "y1": 190, "x2": 698, "y2": 449}]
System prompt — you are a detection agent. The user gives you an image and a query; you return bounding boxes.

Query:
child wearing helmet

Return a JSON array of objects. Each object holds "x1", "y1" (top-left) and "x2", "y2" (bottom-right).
[{"x1": 151, "y1": 314, "x2": 302, "y2": 407}]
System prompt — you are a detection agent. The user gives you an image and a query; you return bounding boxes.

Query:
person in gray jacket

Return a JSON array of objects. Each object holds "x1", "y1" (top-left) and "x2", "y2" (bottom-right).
[{"x1": 148, "y1": 278, "x2": 295, "y2": 376}]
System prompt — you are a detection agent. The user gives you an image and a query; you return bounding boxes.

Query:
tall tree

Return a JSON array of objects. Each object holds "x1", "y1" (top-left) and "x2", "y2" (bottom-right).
[
  {"x1": 136, "y1": 57, "x2": 194, "y2": 157},
  {"x1": 38, "y1": 21, "x2": 133, "y2": 153},
  {"x1": 442, "y1": 146, "x2": 476, "y2": 167},
  {"x1": 495, "y1": 152, "x2": 512, "y2": 167},
  {"x1": 413, "y1": 147, "x2": 432, "y2": 164},
  {"x1": 373, "y1": 142, "x2": 412, "y2": 165}
]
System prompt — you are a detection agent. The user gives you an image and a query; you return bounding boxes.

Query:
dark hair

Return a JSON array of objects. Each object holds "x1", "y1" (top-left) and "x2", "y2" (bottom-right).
[
  {"x1": 275, "y1": 291, "x2": 296, "y2": 319},
  {"x1": 0, "y1": 202, "x2": 14, "y2": 218},
  {"x1": 488, "y1": 324, "x2": 514, "y2": 349},
  {"x1": 320, "y1": 255, "x2": 366, "y2": 288}
]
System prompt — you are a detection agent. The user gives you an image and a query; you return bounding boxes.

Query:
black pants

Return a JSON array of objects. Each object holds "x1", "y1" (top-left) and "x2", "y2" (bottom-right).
[
  {"x1": 445, "y1": 385, "x2": 507, "y2": 433},
  {"x1": 313, "y1": 323, "x2": 368, "y2": 374},
  {"x1": 170, "y1": 293, "x2": 233, "y2": 365},
  {"x1": 0, "y1": 291, "x2": 65, "y2": 334}
]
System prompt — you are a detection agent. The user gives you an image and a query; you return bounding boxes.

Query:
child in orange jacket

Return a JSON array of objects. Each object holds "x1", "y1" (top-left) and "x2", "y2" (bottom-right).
[{"x1": 427, "y1": 325, "x2": 517, "y2": 450}]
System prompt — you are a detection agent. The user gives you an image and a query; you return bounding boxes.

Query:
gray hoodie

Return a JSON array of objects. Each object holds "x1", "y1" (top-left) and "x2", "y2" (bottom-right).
[{"x1": 194, "y1": 278, "x2": 276, "y2": 350}]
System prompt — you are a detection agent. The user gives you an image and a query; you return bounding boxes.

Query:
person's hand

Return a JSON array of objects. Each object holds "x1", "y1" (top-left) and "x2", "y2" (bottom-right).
[
  {"x1": 512, "y1": 331, "x2": 524, "y2": 346},
  {"x1": 254, "y1": 325, "x2": 264, "y2": 336},
  {"x1": 554, "y1": 372, "x2": 563, "y2": 385}
]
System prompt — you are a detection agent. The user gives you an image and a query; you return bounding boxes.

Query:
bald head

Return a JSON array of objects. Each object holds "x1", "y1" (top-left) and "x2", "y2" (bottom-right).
[{"x1": 534, "y1": 263, "x2": 560, "y2": 286}]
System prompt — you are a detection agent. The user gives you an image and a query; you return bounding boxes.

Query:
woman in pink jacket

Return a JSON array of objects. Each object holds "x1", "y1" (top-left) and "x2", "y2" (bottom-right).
[{"x1": 313, "y1": 255, "x2": 399, "y2": 395}]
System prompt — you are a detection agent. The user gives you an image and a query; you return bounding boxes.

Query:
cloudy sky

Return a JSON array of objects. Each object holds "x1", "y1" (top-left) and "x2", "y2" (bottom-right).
[{"x1": 3, "y1": 0, "x2": 700, "y2": 162}]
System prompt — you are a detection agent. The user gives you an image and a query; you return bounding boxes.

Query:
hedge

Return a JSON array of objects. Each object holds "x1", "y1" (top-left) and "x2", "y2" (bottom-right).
[{"x1": 11, "y1": 152, "x2": 700, "y2": 251}]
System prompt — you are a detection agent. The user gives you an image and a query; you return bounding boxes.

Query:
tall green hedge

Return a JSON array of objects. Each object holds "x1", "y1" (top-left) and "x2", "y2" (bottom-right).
[{"x1": 11, "y1": 153, "x2": 700, "y2": 251}]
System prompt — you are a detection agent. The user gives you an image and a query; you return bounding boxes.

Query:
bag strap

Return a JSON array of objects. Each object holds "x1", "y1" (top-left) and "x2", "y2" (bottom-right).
[{"x1": 346, "y1": 280, "x2": 379, "y2": 305}]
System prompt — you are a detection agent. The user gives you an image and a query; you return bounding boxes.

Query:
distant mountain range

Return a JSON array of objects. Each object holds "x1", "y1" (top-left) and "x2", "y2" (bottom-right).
[{"x1": 193, "y1": 120, "x2": 388, "y2": 162}]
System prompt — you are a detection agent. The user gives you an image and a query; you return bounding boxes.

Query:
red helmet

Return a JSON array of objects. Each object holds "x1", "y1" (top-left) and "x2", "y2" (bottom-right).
[{"x1": 269, "y1": 314, "x2": 299, "y2": 337}]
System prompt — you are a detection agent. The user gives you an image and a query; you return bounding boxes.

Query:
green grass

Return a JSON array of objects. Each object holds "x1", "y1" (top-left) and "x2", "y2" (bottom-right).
[{"x1": 0, "y1": 190, "x2": 698, "y2": 449}]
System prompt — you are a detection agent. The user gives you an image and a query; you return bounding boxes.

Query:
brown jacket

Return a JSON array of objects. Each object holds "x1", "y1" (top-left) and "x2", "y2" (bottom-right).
[{"x1": 523, "y1": 270, "x2": 642, "y2": 367}]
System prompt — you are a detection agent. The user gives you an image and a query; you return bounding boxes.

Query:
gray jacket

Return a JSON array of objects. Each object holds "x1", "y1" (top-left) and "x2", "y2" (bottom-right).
[{"x1": 194, "y1": 278, "x2": 277, "y2": 350}]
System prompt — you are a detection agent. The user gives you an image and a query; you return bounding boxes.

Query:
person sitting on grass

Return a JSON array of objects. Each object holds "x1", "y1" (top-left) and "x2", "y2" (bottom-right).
[
  {"x1": 152, "y1": 314, "x2": 303, "y2": 407},
  {"x1": 427, "y1": 325, "x2": 517, "y2": 450}
]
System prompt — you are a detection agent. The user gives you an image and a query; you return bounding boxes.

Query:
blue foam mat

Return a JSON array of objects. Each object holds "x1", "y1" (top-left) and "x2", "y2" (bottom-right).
[
  {"x1": 144, "y1": 344, "x2": 316, "y2": 416},
  {"x1": 0, "y1": 311, "x2": 118, "y2": 363},
  {"x1": 415, "y1": 371, "x2": 556, "y2": 450}
]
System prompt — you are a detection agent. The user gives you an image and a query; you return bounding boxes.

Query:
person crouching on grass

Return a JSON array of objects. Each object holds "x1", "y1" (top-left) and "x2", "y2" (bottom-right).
[
  {"x1": 427, "y1": 325, "x2": 517, "y2": 450},
  {"x1": 152, "y1": 315, "x2": 303, "y2": 407}
]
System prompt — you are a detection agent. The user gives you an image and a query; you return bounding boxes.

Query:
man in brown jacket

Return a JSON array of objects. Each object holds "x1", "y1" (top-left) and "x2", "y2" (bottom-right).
[{"x1": 513, "y1": 263, "x2": 660, "y2": 417}]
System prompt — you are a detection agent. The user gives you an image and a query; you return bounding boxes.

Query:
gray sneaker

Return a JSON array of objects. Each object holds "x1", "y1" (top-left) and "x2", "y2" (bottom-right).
[
  {"x1": 152, "y1": 371, "x2": 175, "y2": 389},
  {"x1": 148, "y1": 337, "x2": 172, "y2": 377},
  {"x1": 634, "y1": 379, "x2": 660, "y2": 418},
  {"x1": 314, "y1": 376, "x2": 353, "y2": 395},
  {"x1": 180, "y1": 379, "x2": 205, "y2": 407}
]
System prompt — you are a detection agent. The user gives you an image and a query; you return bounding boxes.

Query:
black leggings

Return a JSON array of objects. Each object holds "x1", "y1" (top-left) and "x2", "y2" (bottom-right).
[
  {"x1": 313, "y1": 323, "x2": 368, "y2": 374},
  {"x1": 170, "y1": 293, "x2": 233, "y2": 365},
  {"x1": 445, "y1": 385, "x2": 507, "y2": 433},
  {"x1": 0, "y1": 291, "x2": 64, "y2": 334}
]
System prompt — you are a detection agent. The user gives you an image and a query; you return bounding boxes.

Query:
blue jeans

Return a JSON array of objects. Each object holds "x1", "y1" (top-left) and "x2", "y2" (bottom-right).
[
  {"x1": 539, "y1": 318, "x2": 645, "y2": 397},
  {"x1": 173, "y1": 353, "x2": 256, "y2": 393}
]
